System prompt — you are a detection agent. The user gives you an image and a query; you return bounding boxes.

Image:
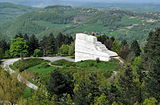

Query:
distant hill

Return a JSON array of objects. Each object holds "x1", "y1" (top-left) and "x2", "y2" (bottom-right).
[
  {"x1": 0, "y1": 2, "x2": 37, "y2": 25},
  {"x1": 1, "y1": 5, "x2": 160, "y2": 42}
]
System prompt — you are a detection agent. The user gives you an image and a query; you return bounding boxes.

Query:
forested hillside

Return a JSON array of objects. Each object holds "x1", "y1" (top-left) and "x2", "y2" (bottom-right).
[
  {"x1": 0, "y1": 5, "x2": 160, "y2": 42},
  {"x1": 0, "y1": 2, "x2": 37, "y2": 39},
  {"x1": 0, "y1": 2, "x2": 37, "y2": 24}
]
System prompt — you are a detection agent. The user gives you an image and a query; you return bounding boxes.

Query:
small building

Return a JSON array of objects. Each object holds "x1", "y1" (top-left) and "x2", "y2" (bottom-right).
[{"x1": 75, "y1": 33, "x2": 118, "y2": 62}]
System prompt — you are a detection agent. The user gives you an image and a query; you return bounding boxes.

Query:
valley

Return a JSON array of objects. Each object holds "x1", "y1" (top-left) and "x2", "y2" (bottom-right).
[{"x1": 0, "y1": 3, "x2": 160, "y2": 42}]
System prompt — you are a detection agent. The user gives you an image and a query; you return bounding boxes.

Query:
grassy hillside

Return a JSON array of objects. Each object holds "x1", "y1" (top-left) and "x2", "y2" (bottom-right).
[{"x1": 1, "y1": 5, "x2": 160, "y2": 42}]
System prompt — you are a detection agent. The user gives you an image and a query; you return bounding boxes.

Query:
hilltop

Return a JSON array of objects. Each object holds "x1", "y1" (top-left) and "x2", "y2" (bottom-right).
[
  {"x1": 0, "y1": 2, "x2": 37, "y2": 24},
  {"x1": 0, "y1": 5, "x2": 160, "y2": 42}
]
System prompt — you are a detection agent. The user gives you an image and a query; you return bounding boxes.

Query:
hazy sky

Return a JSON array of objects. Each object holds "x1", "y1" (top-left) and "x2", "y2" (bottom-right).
[
  {"x1": 0, "y1": 0, "x2": 160, "y2": 7},
  {"x1": 0, "y1": 0, "x2": 160, "y2": 3}
]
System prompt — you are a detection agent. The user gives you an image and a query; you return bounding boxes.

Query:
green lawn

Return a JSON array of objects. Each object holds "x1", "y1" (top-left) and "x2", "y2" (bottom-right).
[
  {"x1": 11, "y1": 58, "x2": 120, "y2": 98},
  {"x1": 27, "y1": 62, "x2": 58, "y2": 74}
]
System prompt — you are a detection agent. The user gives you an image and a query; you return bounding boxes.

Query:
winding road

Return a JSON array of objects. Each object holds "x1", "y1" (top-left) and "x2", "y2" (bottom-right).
[
  {"x1": 1, "y1": 57, "x2": 75, "y2": 90},
  {"x1": 1, "y1": 56, "x2": 122, "y2": 90}
]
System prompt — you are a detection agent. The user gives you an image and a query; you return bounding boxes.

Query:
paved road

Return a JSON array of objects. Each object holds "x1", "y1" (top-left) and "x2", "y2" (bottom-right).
[
  {"x1": 1, "y1": 56, "x2": 122, "y2": 90},
  {"x1": 1, "y1": 57, "x2": 75, "y2": 90}
]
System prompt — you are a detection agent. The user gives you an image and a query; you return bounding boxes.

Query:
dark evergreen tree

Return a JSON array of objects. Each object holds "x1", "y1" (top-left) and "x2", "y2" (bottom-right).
[
  {"x1": 120, "y1": 44, "x2": 129, "y2": 59},
  {"x1": 23, "y1": 34, "x2": 29, "y2": 42},
  {"x1": 47, "y1": 70, "x2": 73, "y2": 98},
  {"x1": 14, "y1": 33, "x2": 24, "y2": 38},
  {"x1": 0, "y1": 40, "x2": 9, "y2": 52},
  {"x1": 40, "y1": 34, "x2": 56, "y2": 56},
  {"x1": 117, "y1": 65, "x2": 138, "y2": 105},
  {"x1": 47, "y1": 33, "x2": 57, "y2": 54},
  {"x1": 56, "y1": 32, "x2": 66, "y2": 48},
  {"x1": 130, "y1": 40, "x2": 141, "y2": 57},
  {"x1": 88, "y1": 72, "x2": 100, "y2": 104},
  {"x1": 40, "y1": 36, "x2": 48, "y2": 56},
  {"x1": 143, "y1": 28, "x2": 160, "y2": 101},
  {"x1": 121, "y1": 40, "x2": 127, "y2": 46},
  {"x1": 29, "y1": 34, "x2": 39, "y2": 55},
  {"x1": 0, "y1": 40, "x2": 10, "y2": 58},
  {"x1": 74, "y1": 80, "x2": 89, "y2": 105}
]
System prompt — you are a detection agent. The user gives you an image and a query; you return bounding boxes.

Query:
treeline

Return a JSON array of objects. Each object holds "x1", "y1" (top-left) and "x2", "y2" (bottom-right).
[
  {"x1": 0, "y1": 32, "x2": 74, "y2": 59},
  {"x1": 98, "y1": 35, "x2": 141, "y2": 60},
  {"x1": 0, "y1": 29, "x2": 160, "y2": 104},
  {"x1": 37, "y1": 29, "x2": 159, "y2": 105}
]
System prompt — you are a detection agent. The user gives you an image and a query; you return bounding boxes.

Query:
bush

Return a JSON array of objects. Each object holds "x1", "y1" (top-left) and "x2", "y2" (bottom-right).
[
  {"x1": 13, "y1": 58, "x2": 45, "y2": 72},
  {"x1": 59, "y1": 44, "x2": 70, "y2": 55},
  {"x1": 33, "y1": 49, "x2": 42, "y2": 57}
]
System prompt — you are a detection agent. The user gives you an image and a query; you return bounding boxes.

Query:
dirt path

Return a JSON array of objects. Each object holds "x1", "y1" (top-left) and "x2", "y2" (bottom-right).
[{"x1": 1, "y1": 57, "x2": 75, "y2": 90}]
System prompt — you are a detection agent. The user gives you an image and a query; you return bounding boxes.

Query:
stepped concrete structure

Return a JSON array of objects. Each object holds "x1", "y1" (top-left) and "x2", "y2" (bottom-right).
[{"x1": 75, "y1": 33, "x2": 118, "y2": 62}]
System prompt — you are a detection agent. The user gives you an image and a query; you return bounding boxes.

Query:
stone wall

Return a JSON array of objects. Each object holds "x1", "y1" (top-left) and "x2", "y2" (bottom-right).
[{"x1": 75, "y1": 33, "x2": 118, "y2": 62}]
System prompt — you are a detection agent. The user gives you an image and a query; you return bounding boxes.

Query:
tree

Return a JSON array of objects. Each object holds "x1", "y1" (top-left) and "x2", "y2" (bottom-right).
[
  {"x1": 29, "y1": 34, "x2": 39, "y2": 55},
  {"x1": 0, "y1": 48, "x2": 4, "y2": 59},
  {"x1": 143, "y1": 28, "x2": 160, "y2": 100},
  {"x1": 0, "y1": 39, "x2": 9, "y2": 59},
  {"x1": 33, "y1": 49, "x2": 42, "y2": 57},
  {"x1": 47, "y1": 70, "x2": 73, "y2": 97},
  {"x1": 0, "y1": 67, "x2": 25, "y2": 104},
  {"x1": 88, "y1": 72, "x2": 100, "y2": 104},
  {"x1": 68, "y1": 42, "x2": 75, "y2": 56},
  {"x1": 10, "y1": 37, "x2": 28, "y2": 59},
  {"x1": 56, "y1": 32, "x2": 66, "y2": 48},
  {"x1": 59, "y1": 94, "x2": 73, "y2": 105},
  {"x1": 73, "y1": 70, "x2": 90, "y2": 105},
  {"x1": 130, "y1": 40, "x2": 141, "y2": 57},
  {"x1": 40, "y1": 34, "x2": 56, "y2": 56},
  {"x1": 112, "y1": 40, "x2": 122, "y2": 54},
  {"x1": 94, "y1": 93, "x2": 109, "y2": 105},
  {"x1": 116, "y1": 65, "x2": 138, "y2": 105},
  {"x1": 120, "y1": 44, "x2": 129, "y2": 59},
  {"x1": 14, "y1": 33, "x2": 24, "y2": 39},
  {"x1": 59, "y1": 44, "x2": 70, "y2": 55},
  {"x1": 143, "y1": 97, "x2": 158, "y2": 105},
  {"x1": 121, "y1": 40, "x2": 127, "y2": 46},
  {"x1": 26, "y1": 85, "x2": 56, "y2": 105},
  {"x1": 131, "y1": 57, "x2": 144, "y2": 103}
]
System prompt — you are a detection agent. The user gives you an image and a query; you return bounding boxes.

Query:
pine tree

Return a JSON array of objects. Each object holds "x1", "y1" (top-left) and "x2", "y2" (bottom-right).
[
  {"x1": 56, "y1": 32, "x2": 66, "y2": 48},
  {"x1": 88, "y1": 72, "x2": 100, "y2": 104},
  {"x1": 29, "y1": 34, "x2": 39, "y2": 55},
  {"x1": 130, "y1": 40, "x2": 141, "y2": 57},
  {"x1": 117, "y1": 65, "x2": 138, "y2": 105},
  {"x1": 143, "y1": 28, "x2": 160, "y2": 100}
]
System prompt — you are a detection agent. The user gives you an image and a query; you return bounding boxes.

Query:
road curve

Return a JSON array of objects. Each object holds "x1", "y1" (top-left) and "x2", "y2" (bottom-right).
[{"x1": 1, "y1": 57, "x2": 75, "y2": 90}]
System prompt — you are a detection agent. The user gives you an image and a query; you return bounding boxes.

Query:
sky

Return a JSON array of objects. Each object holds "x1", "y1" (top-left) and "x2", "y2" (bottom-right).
[{"x1": 0, "y1": 0, "x2": 160, "y2": 7}]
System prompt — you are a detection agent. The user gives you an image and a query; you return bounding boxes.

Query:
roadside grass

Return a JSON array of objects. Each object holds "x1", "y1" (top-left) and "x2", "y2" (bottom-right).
[
  {"x1": 11, "y1": 58, "x2": 120, "y2": 98},
  {"x1": 27, "y1": 62, "x2": 58, "y2": 74},
  {"x1": 12, "y1": 58, "x2": 48, "y2": 72},
  {"x1": 51, "y1": 59, "x2": 119, "y2": 71}
]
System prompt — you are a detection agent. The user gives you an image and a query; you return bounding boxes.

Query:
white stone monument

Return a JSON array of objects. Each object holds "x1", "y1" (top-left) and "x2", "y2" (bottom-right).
[{"x1": 75, "y1": 33, "x2": 118, "y2": 62}]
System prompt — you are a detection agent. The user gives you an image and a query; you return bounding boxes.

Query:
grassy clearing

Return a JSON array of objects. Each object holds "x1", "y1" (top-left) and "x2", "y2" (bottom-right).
[
  {"x1": 12, "y1": 58, "x2": 48, "y2": 72},
  {"x1": 11, "y1": 58, "x2": 120, "y2": 98},
  {"x1": 27, "y1": 62, "x2": 58, "y2": 74},
  {"x1": 51, "y1": 59, "x2": 119, "y2": 71}
]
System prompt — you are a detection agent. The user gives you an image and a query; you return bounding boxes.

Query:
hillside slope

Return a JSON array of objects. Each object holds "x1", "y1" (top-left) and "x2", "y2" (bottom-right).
[
  {"x1": 1, "y1": 5, "x2": 160, "y2": 42},
  {"x1": 0, "y1": 2, "x2": 37, "y2": 25}
]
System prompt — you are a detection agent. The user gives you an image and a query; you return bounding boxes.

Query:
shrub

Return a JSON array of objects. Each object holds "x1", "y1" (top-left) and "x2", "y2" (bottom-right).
[
  {"x1": 33, "y1": 49, "x2": 42, "y2": 57},
  {"x1": 59, "y1": 44, "x2": 70, "y2": 55}
]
